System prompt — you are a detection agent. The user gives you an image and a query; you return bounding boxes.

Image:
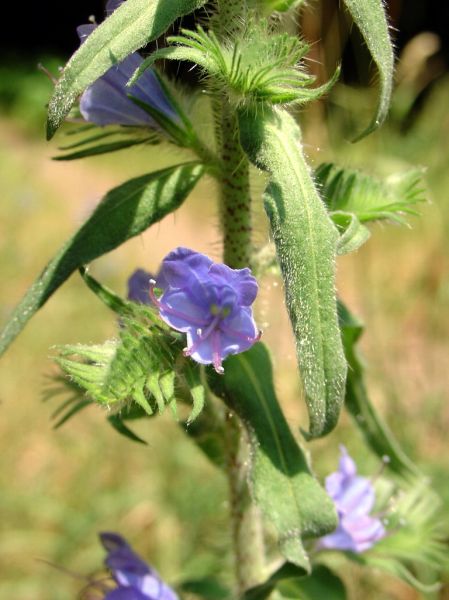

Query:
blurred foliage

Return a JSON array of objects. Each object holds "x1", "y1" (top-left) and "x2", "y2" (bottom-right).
[{"x1": 0, "y1": 48, "x2": 449, "y2": 598}]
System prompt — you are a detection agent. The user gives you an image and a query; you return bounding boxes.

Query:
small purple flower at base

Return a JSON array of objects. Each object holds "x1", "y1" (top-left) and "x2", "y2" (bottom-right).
[
  {"x1": 319, "y1": 446, "x2": 386, "y2": 553},
  {"x1": 100, "y1": 532, "x2": 179, "y2": 600},
  {"x1": 76, "y1": 1, "x2": 181, "y2": 129},
  {"x1": 150, "y1": 247, "x2": 261, "y2": 374},
  {"x1": 127, "y1": 269, "x2": 153, "y2": 305}
]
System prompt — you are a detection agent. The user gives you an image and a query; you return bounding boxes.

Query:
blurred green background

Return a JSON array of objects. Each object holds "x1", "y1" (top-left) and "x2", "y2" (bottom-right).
[{"x1": 1, "y1": 1, "x2": 449, "y2": 599}]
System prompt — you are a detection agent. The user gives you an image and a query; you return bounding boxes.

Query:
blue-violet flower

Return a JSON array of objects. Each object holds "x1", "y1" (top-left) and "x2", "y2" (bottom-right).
[
  {"x1": 150, "y1": 247, "x2": 261, "y2": 374},
  {"x1": 127, "y1": 269, "x2": 153, "y2": 305},
  {"x1": 319, "y1": 446, "x2": 386, "y2": 553},
  {"x1": 77, "y1": 0, "x2": 180, "y2": 128},
  {"x1": 100, "y1": 532, "x2": 178, "y2": 600}
]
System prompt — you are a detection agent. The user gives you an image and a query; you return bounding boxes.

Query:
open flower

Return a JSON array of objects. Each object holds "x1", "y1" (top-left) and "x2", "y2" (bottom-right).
[
  {"x1": 77, "y1": 0, "x2": 181, "y2": 128},
  {"x1": 100, "y1": 532, "x2": 178, "y2": 600},
  {"x1": 319, "y1": 446, "x2": 386, "y2": 553},
  {"x1": 150, "y1": 247, "x2": 261, "y2": 374}
]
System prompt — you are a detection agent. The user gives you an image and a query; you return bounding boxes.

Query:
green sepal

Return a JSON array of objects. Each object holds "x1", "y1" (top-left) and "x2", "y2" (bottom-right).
[
  {"x1": 209, "y1": 343, "x2": 338, "y2": 572},
  {"x1": 107, "y1": 414, "x2": 148, "y2": 445},
  {"x1": 135, "y1": 25, "x2": 338, "y2": 107},
  {"x1": 354, "y1": 481, "x2": 447, "y2": 593},
  {"x1": 46, "y1": 0, "x2": 208, "y2": 138},
  {"x1": 239, "y1": 106, "x2": 347, "y2": 438},
  {"x1": 317, "y1": 163, "x2": 426, "y2": 224},
  {"x1": 0, "y1": 162, "x2": 204, "y2": 357}
]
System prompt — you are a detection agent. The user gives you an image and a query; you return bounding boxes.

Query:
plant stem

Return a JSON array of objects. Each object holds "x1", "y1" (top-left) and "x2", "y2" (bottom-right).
[{"x1": 218, "y1": 103, "x2": 265, "y2": 593}]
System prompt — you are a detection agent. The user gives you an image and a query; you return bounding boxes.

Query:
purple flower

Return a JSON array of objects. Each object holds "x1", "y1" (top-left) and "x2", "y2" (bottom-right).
[
  {"x1": 100, "y1": 532, "x2": 179, "y2": 600},
  {"x1": 127, "y1": 269, "x2": 153, "y2": 304},
  {"x1": 150, "y1": 247, "x2": 261, "y2": 374},
  {"x1": 76, "y1": 1, "x2": 180, "y2": 128},
  {"x1": 319, "y1": 446, "x2": 386, "y2": 553}
]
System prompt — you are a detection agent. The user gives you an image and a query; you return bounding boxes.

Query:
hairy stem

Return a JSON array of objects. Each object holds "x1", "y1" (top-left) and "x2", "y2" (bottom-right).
[
  {"x1": 217, "y1": 102, "x2": 265, "y2": 593},
  {"x1": 220, "y1": 106, "x2": 252, "y2": 268}
]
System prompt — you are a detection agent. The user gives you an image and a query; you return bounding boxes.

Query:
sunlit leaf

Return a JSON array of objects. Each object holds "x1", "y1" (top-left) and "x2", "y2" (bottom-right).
[
  {"x1": 338, "y1": 300, "x2": 421, "y2": 479},
  {"x1": 342, "y1": 0, "x2": 394, "y2": 139},
  {"x1": 317, "y1": 163, "x2": 426, "y2": 224},
  {"x1": 46, "y1": 0, "x2": 207, "y2": 138},
  {"x1": 0, "y1": 162, "x2": 204, "y2": 357},
  {"x1": 240, "y1": 107, "x2": 347, "y2": 438},
  {"x1": 210, "y1": 343, "x2": 338, "y2": 572}
]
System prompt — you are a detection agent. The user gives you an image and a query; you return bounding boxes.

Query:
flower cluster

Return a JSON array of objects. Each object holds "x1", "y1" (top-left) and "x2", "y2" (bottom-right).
[
  {"x1": 99, "y1": 532, "x2": 178, "y2": 600},
  {"x1": 319, "y1": 446, "x2": 386, "y2": 553},
  {"x1": 77, "y1": 0, "x2": 180, "y2": 128},
  {"x1": 147, "y1": 247, "x2": 260, "y2": 374}
]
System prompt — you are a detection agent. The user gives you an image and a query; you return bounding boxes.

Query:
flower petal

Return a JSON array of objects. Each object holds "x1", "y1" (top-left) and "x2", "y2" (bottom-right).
[
  {"x1": 105, "y1": 587, "x2": 148, "y2": 600},
  {"x1": 127, "y1": 269, "x2": 152, "y2": 304},
  {"x1": 209, "y1": 264, "x2": 258, "y2": 306},
  {"x1": 158, "y1": 289, "x2": 210, "y2": 331},
  {"x1": 157, "y1": 248, "x2": 213, "y2": 290}
]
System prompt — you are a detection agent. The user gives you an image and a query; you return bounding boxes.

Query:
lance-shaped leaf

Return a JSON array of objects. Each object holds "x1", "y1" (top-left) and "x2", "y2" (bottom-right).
[
  {"x1": 0, "y1": 162, "x2": 204, "y2": 357},
  {"x1": 239, "y1": 107, "x2": 347, "y2": 438},
  {"x1": 46, "y1": 0, "x2": 207, "y2": 138},
  {"x1": 210, "y1": 343, "x2": 338, "y2": 572},
  {"x1": 338, "y1": 300, "x2": 420, "y2": 479},
  {"x1": 342, "y1": 0, "x2": 394, "y2": 139}
]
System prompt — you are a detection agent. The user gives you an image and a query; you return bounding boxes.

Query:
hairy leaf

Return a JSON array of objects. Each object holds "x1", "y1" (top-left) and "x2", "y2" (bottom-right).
[
  {"x1": 317, "y1": 163, "x2": 426, "y2": 224},
  {"x1": 338, "y1": 300, "x2": 421, "y2": 479},
  {"x1": 342, "y1": 0, "x2": 394, "y2": 138},
  {"x1": 240, "y1": 107, "x2": 347, "y2": 438},
  {"x1": 0, "y1": 162, "x2": 204, "y2": 357},
  {"x1": 244, "y1": 563, "x2": 346, "y2": 600},
  {"x1": 332, "y1": 212, "x2": 371, "y2": 255},
  {"x1": 210, "y1": 343, "x2": 338, "y2": 572},
  {"x1": 46, "y1": 0, "x2": 207, "y2": 138},
  {"x1": 242, "y1": 562, "x2": 307, "y2": 600},
  {"x1": 54, "y1": 137, "x2": 156, "y2": 161},
  {"x1": 277, "y1": 564, "x2": 346, "y2": 599}
]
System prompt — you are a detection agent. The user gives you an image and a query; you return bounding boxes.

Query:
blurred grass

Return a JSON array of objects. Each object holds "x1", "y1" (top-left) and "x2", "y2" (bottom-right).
[{"x1": 0, "y1": 62, "x2": 448, "y2": 599}]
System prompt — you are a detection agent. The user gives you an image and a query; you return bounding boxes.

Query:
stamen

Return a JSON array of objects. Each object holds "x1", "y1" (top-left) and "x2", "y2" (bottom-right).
[
  {"x1": 182, "y1": 315, "x2": 222, "y2": 358},
  {"x1": 212, "y1": 331, "x2": 224, "y2": 374},
  {"x1": 220, "y1": 325, "x2": 263, "y2": 343}
]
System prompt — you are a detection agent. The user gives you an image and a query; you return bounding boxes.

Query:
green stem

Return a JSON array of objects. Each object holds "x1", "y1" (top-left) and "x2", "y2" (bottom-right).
[
  {"x1": 218, "y1": 103, "x2": 265, "y2": 593},
  {"x1": 220, "y1": 107, "x2": 252, "y2": 268}
]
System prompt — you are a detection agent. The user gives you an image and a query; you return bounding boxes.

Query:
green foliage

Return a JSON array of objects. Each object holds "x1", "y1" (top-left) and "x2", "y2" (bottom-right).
[
  {"x1": 132, "y1": 23, "x2": 339, "y2": 106},
  {"x1": 244, "y1": 563, "x2": 346, "y2": 600},
  {"x1": 209, "y1": 343, "x2": 338, "y2": 572},
  {"x1": 276, "y1": 564, "x2": 347, "y2": 599},
  {"x1": 54, "y1": 307, "x2": 180, "y2": 415},
  {"x1": 341, "y1": 0, "x2": 394, "y2": 139},
  {"x1": 255, "y1": 0, "x2": 305, "y2": 13},
  {"x1": 338, "y1": 300, "x2": 421, "y2": 479},
  {"x1": 239, "y1": 106, "x2": 347, "y2": 438},
  {"x1": 332, "y1": 212, "x2": 371, "y2": 255},
  {"x1": 317, "y1": 163, "x2": 426, "y2": 224},
  {"x1": 359, "y1": 480, "x2": 448, "y2": 592},
  {"x1": 0, "y1": 162, "x2": 204, "y2": 357},
  {"x1": 46, "y1": 0, "x2": 207, "y2": 138},
  {"x1": 55, "y1": 129, "x2": 158, "y2": 161}
]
